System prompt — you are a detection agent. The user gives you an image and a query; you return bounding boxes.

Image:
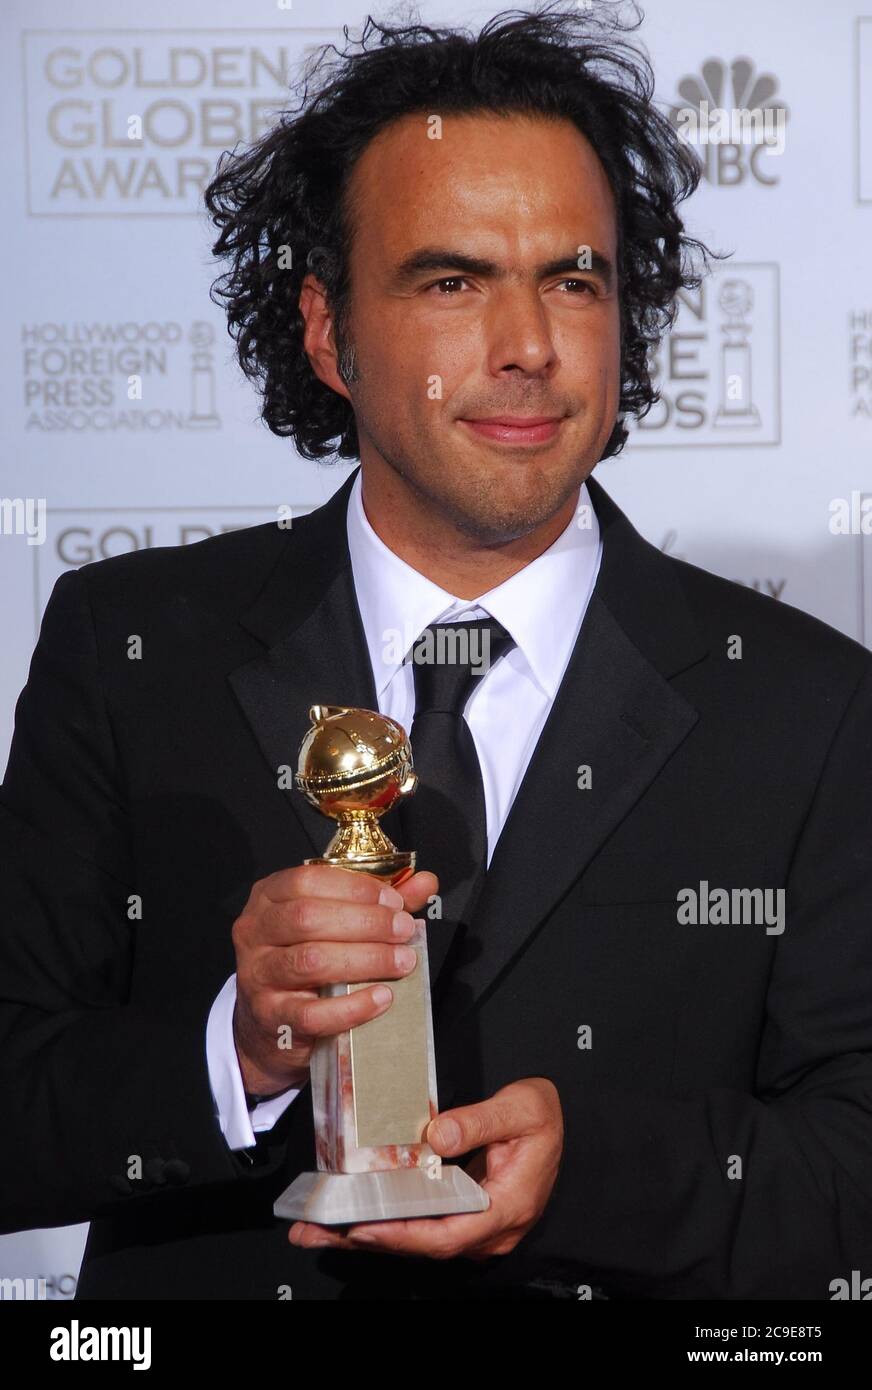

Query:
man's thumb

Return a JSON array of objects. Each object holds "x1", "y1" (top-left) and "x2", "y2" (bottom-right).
[{"x1": 426, "y1": 1115, "x2": 462, "y2": 1154}]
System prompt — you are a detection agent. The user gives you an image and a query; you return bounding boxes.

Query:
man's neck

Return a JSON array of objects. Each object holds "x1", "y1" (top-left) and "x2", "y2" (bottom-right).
[{"x1": 358, "y1": 463, "x2": 581, "y2": 599}]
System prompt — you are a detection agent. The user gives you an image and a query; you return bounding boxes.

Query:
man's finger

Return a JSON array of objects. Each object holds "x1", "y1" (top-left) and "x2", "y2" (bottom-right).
[
  {"x1": 395, "y1": 870, "x2": 440, "y2": 913},
  {"x1": 255, "y1": 983, "x2": 397, "y2": 1038},
  {"x1": 345, "y1": 1208, "x2": 499, "y2": 1257},
  {"x1": 289, "y1": 1208, "x2": 499, "y2": 1258},
  {"x1": 257, "y1": 934, "x2": 420, "y2": 988},
  {"x1": 261, "y1": 862, "x2": 401, "y2": 905},
  {"x1": 426, "y1": 1085, "x2": 542, "y2": 1155},
  {"x1": 255, "y1": 896, "x2": 416, "y2": 946}
]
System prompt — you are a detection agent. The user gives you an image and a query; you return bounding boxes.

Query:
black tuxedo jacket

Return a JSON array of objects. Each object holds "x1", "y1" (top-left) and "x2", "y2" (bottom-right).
[{"x1": 2, "y1": 464, "x2": 872, "y2": 1300}]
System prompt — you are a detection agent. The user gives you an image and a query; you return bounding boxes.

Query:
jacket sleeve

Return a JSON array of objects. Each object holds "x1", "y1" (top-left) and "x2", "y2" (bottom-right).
[
  {"x1": 519, "y1": 658, "x2": 872, "y2": 1299},
  {"x1": 0, "y1": 567, "x2": 292, "y2": 1234}
]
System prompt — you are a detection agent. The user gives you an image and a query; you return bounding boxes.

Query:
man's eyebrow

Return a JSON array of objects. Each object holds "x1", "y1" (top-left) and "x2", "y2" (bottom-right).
[{"x1": 391, "y1": 247, "x2": 615, "y2": 291}]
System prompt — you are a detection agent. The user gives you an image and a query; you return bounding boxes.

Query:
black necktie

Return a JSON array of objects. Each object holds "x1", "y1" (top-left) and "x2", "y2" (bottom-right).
[{"x1": 396, "y1": 617, "x2": 516, "y2": 990}]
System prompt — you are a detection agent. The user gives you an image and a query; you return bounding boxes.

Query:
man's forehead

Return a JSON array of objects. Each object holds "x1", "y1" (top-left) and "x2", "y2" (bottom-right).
[
  {"x1": 348, "y1": 111, "x2": 616, "y2": 252},
  {"x1": 355, "y1": 109, "x2": 608, "y2": 183}
]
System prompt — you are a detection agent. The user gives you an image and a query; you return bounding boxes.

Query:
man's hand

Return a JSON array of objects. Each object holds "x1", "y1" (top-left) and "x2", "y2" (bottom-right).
[
  {"x1": 288, "y1": 1077, "x2": 564, "y2": 1260},
  {"x1": 231, "y1": 863, "x2": 439, "y2": 1096}
]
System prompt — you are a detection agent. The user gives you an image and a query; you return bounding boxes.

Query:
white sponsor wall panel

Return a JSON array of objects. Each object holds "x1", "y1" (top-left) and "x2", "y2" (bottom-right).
[{"x1": 0, "y1": 0, "x2": 869, "y2": 1294}]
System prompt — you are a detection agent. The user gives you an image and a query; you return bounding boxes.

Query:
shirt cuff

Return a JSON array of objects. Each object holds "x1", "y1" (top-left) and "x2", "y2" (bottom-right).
[{"x1": 205, "y1": 973, "x2": 303, "y2": 1151}]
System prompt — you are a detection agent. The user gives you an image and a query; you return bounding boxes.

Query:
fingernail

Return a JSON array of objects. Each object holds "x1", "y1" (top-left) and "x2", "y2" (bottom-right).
[
  {"x1": 394, "y1": 945, "x2": 417, "y2": 972},
  {"x1": 430, "y1": 1118, "x2": 461, "y2": 1151},
  {"x1": 379, "y1": 886, "x2": 404, "y2": 908},
  {"x1": 392, "y1": 911, "x2": 415, "y2": 937},
  {"x1": 372, "y1": 985, "x2": 392, "y2": 1007}
]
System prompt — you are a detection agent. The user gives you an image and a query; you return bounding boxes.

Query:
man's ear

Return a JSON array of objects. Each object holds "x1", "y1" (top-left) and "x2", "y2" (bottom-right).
[{"x1": 298, "y1": 273, "x2": 351, "y2": 402}]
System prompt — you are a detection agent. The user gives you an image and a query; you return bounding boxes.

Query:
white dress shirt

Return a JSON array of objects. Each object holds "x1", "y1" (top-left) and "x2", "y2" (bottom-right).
[{"x1": 206, "y1": 469, "x2": 603, "y2": 1150}]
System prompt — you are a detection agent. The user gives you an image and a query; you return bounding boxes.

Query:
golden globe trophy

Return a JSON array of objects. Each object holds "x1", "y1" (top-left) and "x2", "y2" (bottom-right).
[{"x1": 272, "y1": 704, "x2": 489, "y2": 1224}]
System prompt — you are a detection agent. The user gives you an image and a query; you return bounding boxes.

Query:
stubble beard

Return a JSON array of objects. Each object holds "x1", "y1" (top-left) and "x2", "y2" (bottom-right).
[{"x1": 337, "y1": 329, "x2": 585, "y2": 545}]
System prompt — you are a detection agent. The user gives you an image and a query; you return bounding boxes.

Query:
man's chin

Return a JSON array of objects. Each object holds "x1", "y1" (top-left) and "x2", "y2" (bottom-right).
[
  {"x1": 442, "y1": 499, "x2": 564, "y2": 546},
  {"x1": 393, "y1": 449, "x2": 583, "y2": 542},
  {"x1": 450, "y1": 475, "x2": 585, "y2": 544}
]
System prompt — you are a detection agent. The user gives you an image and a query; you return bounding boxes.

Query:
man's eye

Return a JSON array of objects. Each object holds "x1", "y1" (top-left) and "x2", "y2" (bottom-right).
[
  {"x1": 427, "y1": 277, "x2": 469, "y2": 294},
  {"x1": 558, "y1": 279, "x2": 597, "y2": 295}
]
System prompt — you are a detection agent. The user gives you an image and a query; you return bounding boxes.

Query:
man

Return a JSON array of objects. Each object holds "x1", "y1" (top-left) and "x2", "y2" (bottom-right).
[{"x1": 2, "y1": 4, "x2": 872, "y2": 1300}]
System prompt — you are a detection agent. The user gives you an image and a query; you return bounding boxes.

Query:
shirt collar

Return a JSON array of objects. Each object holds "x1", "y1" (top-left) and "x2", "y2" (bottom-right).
[{"x1": 345, "y1": 468, "x2": 601, "y2": 701}]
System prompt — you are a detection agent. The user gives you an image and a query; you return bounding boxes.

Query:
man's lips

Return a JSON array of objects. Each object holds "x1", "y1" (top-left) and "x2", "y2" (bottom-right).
[{"x1": 458, "y1": 416, "x2": 563, "y2": 445}]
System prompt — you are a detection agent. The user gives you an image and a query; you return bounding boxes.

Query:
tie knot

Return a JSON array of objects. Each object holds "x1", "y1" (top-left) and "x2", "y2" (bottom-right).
[{"x1": 406, "y1": 617, "x2": 516, "y2": 717}]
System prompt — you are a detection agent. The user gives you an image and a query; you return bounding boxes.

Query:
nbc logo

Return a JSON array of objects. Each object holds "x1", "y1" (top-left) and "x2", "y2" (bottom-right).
[{"x1": 666, "y1": 58, "x2": 790, "y2": 186}]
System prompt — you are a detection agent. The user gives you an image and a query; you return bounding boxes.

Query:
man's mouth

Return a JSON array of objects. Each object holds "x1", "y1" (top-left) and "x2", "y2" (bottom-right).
[{"x1": 458, "y1": 416, "x2": 563, "y2": 446}]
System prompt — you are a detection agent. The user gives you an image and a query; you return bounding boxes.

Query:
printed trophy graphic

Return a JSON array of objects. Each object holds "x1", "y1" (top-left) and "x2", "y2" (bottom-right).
[
  {"x1": 713, "y1": 279, "x2": 760, "y2": 428},
  {"x1": 272, "y1": 704, "x2": 490, "y2": 1223},
  {"x1": 186, "y1": 322, "x2": 220, "y2": 429}
]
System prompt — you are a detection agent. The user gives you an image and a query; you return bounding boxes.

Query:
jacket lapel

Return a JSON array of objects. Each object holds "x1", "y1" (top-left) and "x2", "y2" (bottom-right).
[
  {"x1": 227, "y1": 467, "x2": 377, "y2": 863},
  {"x1": 434, "y1": 473, "x2": 710, "y2": 1031}
]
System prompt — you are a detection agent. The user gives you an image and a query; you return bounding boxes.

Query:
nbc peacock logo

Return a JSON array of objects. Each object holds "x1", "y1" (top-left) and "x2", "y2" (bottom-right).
[{"x1": 666, "y1": 58, "x2": 790, "y2": 188}]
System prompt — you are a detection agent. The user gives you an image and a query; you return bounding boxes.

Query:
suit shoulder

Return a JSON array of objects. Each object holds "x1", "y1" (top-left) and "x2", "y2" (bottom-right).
[
  {"x1": 665, "y1": 550, "x2": 872, "y2": 681},
  {"x1": 67, "y1": 518, "x2": 290, "y2": 613}
]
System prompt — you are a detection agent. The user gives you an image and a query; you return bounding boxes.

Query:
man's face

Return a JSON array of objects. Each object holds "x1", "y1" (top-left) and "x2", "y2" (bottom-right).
[{"x1": 329, "y1": 111, "x2": 621, "y2": 543}]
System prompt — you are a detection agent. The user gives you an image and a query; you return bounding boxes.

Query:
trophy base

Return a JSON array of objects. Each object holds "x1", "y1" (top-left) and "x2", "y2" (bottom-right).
[{"x1": 273, "y1": 1166, "x2": 489, "y2": 1225}]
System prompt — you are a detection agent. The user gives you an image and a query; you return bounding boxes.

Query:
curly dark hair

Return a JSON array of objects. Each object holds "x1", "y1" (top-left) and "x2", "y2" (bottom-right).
[{"x1": 205, "y1": 0, "x2": 720, "y2": 462}]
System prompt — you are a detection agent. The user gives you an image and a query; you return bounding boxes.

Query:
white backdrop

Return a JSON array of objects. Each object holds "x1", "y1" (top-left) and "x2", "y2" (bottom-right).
[{"x1": 1, "y1": 0, "x2": 870, "y2": 1297}]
